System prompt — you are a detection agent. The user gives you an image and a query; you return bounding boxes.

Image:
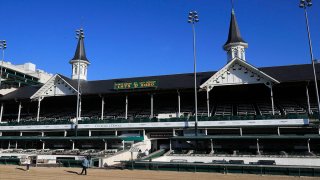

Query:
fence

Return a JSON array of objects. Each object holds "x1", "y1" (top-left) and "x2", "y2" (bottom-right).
[{"x1": 121, "y1": 161, "x2": 320, "y2": 177}]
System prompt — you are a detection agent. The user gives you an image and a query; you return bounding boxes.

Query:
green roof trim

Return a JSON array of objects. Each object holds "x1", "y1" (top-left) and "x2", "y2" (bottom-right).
[{"x1": 170, "y1": 134, "x2": 320, "y2": 140}]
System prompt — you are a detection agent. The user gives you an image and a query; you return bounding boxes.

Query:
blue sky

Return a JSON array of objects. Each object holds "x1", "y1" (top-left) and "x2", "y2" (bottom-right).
[{"x1": 0, "y1": 0, "x2": 319, "y2": 80}]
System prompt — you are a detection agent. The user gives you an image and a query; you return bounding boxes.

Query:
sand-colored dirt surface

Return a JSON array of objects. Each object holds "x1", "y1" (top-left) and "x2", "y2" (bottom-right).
[{"x1": 0, "y1": 165, "x2": 319, "y2": 180}]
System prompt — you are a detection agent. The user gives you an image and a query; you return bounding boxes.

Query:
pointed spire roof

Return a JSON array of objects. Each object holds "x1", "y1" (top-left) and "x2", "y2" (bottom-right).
[
  {"x1": 223, "y1": 10, "x2": 247, "y2": 48},
  {"x1": 70, "y1": 37, "x2": 89, "y2": 63}
]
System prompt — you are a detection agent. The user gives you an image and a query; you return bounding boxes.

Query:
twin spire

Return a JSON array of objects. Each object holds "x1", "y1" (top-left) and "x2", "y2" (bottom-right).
[
  {"x1": 71, "y1": 36, "x2": 89, "y2": 62},
  {"x1": 68, "y1": 4, "x2": 247, "y2": 80},
  {"x1": 70, "y1": 29, "x2": 90, "y2": 81},
  {"x1": 223, "y1": 6, "x2": 248, "y2": 62}
]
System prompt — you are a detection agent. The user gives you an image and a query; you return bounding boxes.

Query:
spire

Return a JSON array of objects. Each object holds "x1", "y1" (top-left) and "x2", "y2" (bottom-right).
[
  {"x1": 70, "y1": 36, "x2": 89, "y2": 63},
  {"x1": 223, "y1": 4, "x2": 248, "y2": 62},
  {"x1": 70, "y1": 28, "x2": 90, "y2": 80},
  {"x1": 223, "y1": 9, "x2": 247, "y2": 50}
]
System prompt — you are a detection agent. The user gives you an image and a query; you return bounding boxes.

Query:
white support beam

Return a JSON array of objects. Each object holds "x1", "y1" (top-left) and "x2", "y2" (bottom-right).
[
  {"x1": 306, "y1": 85, "x2": 311, "y2": 114},
  {"x1": 277, "y1": 127, "x2": 281, "y2": 136},
  {"x1": 125, "y1": 95, "x2": 128, "y2": 120},
  {"x1": 79, "y1": 97, "x2": 82, "y2": 119},
  {"x1": 257, "y1": 139, "x2": 260, "y2": 155},
  {"x1": 210, "y1": 139, "x2": 213, "y2": 153},
  {"x1": 17, "y1": 102, "x2": 22, "y2": 123},
  {"x1": 0, "y1": 103, "x2": 4, "y2": 123},
  {"x1": 64, "y1": 130, "x2": 67, "y2": 137},
  {"x1": 72, "y1": 141, "x2": 75, "y2": 150},
  {"x1": 206, "y1": 89, "x2": 210, "y2": 117},
  {"x1": 41, "y1": 132, "x2": 44, "y2": 137},
  {"x1": 8, "y1": 141, "x2": 10, "y2": 149},
  {"x1": 142, "y1": 129, "x2": 145, "y2": 137},
  {"x1": 169, "y1": 139, "x2": 172, "y2": 151},
  {"x1": 15, "y1": 141, "x2": 17, "y2": 149},
  {"x1": 204, "y1": 128, "x2": 208, "y2": 135},
  {"x1": 270, "y1": 86, "x2": 275, "y2": 115},
  {"x1": 101, "y1": 97, "x2": 105, "y2": 120},
  {"x1": 20, "y1": 132, "x2": 23, "y2": 136},
  {"x1": 115, "y1": 130, "x2": 118, "y2": 136},
  {"x1": 0, "y1": 132, "x2": 2, "y2": 136},
  {"x1": 173, "y1": 129, "x2": 176, "y2": 137},
  {"x1": 36, "y1": 97, "x2": 42, "y2": 122},
  {"x1": 177, "y1": 91, "x2": 181, "y2": 117},
  {"x1": 150, "y1": 94, "x2": 154, "y2": 118},
  {"x1": 122, "y1": 140, "x2": 125, "y2": 150},
  {"x1": 88, "y1": 130, "x2": 91, "y2": 137},
  {"x1": 307, "y1": 139, "x2": 311, "y2": 153},
  {"x1": 42, "y1": 141, "x2": 45, "y2": 150},
  {"x1": 240, "y1": 128, "x2": 243, "y2": 136},
  {"x1": 104, "y1": 141, "x2": 107, "y2": 151}
]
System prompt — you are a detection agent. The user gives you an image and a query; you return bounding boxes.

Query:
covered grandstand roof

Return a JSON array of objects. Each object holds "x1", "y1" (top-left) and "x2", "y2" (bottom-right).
[
  {"x1": 0, "y1": 63, "x2": 319, "y2": 101},
  {"x1": 0, "y1": 86, "x2": 40, "y2": 101}
]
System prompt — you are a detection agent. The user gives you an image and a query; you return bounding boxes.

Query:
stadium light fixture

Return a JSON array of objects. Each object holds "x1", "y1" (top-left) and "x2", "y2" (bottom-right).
[
  {"x1": 0, "y1": 40, "x2": 6, "y2": 89},
  {"x1": 299, "y1": 0, "x2": 320, "y2": 118},
  {"x1": 75, "y1": 28, "x2": 84, "y2": 136},
  {"x1": 188, "y1": 10, "x2": 199, "y2": 136}
]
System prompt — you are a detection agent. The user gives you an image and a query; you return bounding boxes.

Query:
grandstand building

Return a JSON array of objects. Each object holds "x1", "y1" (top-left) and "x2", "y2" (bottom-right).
[
  {"x1": 0, "y1": 60, "x2": 52, "y2": 95},
  {"x1": 0, "y1": 8, "x2": 320, "y2": 169}
]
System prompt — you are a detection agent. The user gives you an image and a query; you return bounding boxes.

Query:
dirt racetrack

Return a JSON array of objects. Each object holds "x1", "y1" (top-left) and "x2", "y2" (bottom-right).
[{"x1": 0, "y1": 165, "x2": 319, "y2": 180}]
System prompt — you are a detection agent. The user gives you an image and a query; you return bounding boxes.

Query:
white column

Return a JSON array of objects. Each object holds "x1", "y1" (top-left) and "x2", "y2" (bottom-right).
[
  {"x1": 88, "y1": 130, "x2": 91, "y2": 137},
  {"x1": 307, "y1": 139, "x2": 311, "y2": 153},
  {"x1": 17, "y1": 102, "x2": 22, "y2": 123},
  {"x1": 0, "y1": 132, "x2": 2, "y2": 136},
  {"x1": 122, "y1": 140, "x2": 125, "y2": 150},
  {"x1": 41, "y1": 132, "x2": 44, "y2": 137},
  {"x1": 257, "y1": 139, "x2": 260, "y2": 155},
  {"x1": 177, "y1": 91, "x2": 181, "y2": 117},
  {"x1": 64, "y1": 130, "x2": 67, "y2": 137},
  {"x1": 142, "y1": 129, "x2": 145, "y2": 137},
  {"x1": 150, "y1": 94, "x2": 154, "y2": 118},
  {"x1": 210, "y1": 139, "x2": 213, "y2": 153},
  {"x1": 125, "y1": 95, "x2": 128, "y2": 120},
  {"x1": 306, "y1": 85, "x2": 311, "y2": 114},
  {"x1": 173, "y1": 129, "x2": 176, "y2": 136},
  {"x1": 115, "y1": 130, "x2": 118, "y2": 136},
  {"x1": 20, "y1": 132, "x2": 23, "y2": 136},
  {"x1": 42, "y1": 141, "x2": 45, "y2": 150},
  {"x1": 270, "y1": 86, "x2": 275, "y2": 115},
  {"x1": 72, "y1": 141, "x2": 75, "y2": 150},
  {"x1": 207, "y1": 89, "x2": 210, "y2": 117},
  {"x1": 101, "y1": 97, "x2": 105, "y2": 120},
  {"x1": 15, "y1": 141, "x2": 17, "y2": 149},
  {"x1": 36, "y1": 97, "x2": 42, "y2": 122},
  {"x1": 277, "y1": 127, "x2": 280, "y2": 136},
  {"x1": 169, "y1": 139, "x2": 172, "y2": 151},
  {"x1": 104, "y1": 141, "x2": 107, "y2": 151},
  {"x1": 8, "y1": 141, "x2": 10, "y2": 149},
  {"x1": 79, "y1": 97, "x2": 82, "y2": 119},
  {"x1": 204, "y1": 128, "x2": 208, "y2": 135},
  {"x1": 0, "y1": 103, "x2": 4, "y2": 122},
  {"x1": 240, "y1": 128, "x2": 243, "y2": 136}
]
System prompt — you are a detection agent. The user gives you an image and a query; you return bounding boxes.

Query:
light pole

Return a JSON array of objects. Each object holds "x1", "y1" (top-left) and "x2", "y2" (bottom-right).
[
  {"x1": 75, "y1": 29, "x2": 84, "y2": 136},
  {"x1": 188, "y1": 11, "x2": 199, "y2": 136},
  {"x1": 0, "y1": 40, "x2": 7, "y2": 88},
  {"x1": 299, "y1": 0, "x2": 320, "y2": 118}
]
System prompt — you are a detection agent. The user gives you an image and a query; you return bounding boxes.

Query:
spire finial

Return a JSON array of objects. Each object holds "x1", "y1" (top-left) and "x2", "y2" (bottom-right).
[{"x1": 231, "y1": 0, "x2": 235, "y2": 14}]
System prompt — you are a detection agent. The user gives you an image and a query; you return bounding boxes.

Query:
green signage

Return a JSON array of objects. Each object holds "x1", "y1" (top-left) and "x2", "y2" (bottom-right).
[{"x1": 114, "y1": 80, "x2": 157, "y2": 90}]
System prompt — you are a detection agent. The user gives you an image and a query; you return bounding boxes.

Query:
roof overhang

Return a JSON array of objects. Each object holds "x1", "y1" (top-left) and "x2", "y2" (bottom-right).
[
  {"x1": 200, "y1": 58, "x2": 280, "y2": 91},
  {"x1": 30, "y1": 74, "x2": 78, "y2": 100}
]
